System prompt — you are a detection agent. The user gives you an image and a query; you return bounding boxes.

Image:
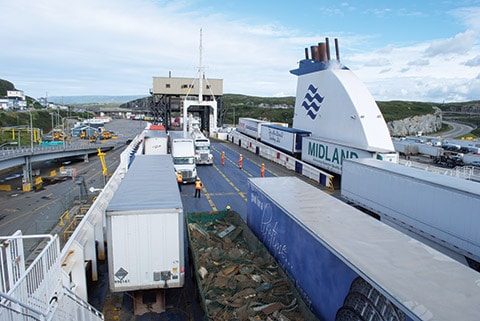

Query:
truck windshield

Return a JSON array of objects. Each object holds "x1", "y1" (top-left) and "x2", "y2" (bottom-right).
[
  {"x1": 174, "y1": 157, "x2": 194, "y2": 165},
  {"x1": 196, "y1": 146, "x2": 210, "y2": 151}
]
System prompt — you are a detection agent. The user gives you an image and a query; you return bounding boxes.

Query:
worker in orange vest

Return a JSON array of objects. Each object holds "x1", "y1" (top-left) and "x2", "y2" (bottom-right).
[
  {"x1": 260, "y1": 163, "x2": 265, "y2": 177},
  {"x1": 176, "y1": 171, "x2": 183, "y2": 191},
  {"x1": 238, "y1": 154, "x2": 243, "y2": 169},
  {"x1": 221, "y1": 151, "x2": 225, "y2": 166},
  {"x1": 194, "y1": 177, "x2": 203, "y2": 198}
]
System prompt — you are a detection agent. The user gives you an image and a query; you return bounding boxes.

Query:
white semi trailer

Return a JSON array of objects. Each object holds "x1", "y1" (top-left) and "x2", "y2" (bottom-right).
[
  {"x1": 105, "y1": 154, "x2": 185, "y2": 312},
  {"x1": 341, "y1": 158, "x2": 480, "y2": 265},
  {"x1": 144, "y1": 124, "x2": 168, "y2": 155}
]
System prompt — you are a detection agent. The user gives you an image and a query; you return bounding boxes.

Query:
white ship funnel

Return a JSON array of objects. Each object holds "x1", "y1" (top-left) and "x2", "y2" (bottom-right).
[{"x1": 290, "y1": 39, "x2": 394, "y2": 152}]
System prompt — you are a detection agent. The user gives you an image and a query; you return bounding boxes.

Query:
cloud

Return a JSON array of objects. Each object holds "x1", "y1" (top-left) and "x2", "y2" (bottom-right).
[
  {"x1": 465, "y1": 55, "x2": 480, "y2": 66},
  {"x1": 1, "y1": 0, "x2": 480, "y2": 103},
  {"x1": 408, "y1": 59, "x2": 429, "y2": 66},
  {"x1": 424, "y1": 30, "x2": 476, "y2": 57}
]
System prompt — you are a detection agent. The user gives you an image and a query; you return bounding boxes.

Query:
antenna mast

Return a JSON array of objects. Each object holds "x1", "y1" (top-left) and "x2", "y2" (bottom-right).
[{"x1": 198, "y1": 28, "x2": 203, "y2": 103}]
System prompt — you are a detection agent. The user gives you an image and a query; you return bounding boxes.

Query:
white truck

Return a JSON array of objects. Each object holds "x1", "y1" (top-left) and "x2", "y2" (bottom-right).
[
  {"x1": 190, "y1": 128, "x2": 213, "y2": 165},
  {"x1": 341, "y1": 158, "x2": 480, "y2": 265},
  {"x1": 144, "y1": 124, "x2": 168, "y2": 155},
  {"x1": 301, "y1": 136, "x2": 398, "y2": 175},
  {"x1": 106, "y1": 154, "x2": 185, "y2": 293},
  {"x1": 169, "y1": 130, "x2": 197, "y2": 183}
]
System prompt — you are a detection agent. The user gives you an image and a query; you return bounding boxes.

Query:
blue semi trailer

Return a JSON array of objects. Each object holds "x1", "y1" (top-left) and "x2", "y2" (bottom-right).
[{"x1": 246, "y1": 176, "x2": 480, "y2": 321}]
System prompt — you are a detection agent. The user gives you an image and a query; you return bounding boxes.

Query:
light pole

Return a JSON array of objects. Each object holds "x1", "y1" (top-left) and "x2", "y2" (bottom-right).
[{"x1": 28, "y1": 110, "x2": 33, "y2": 152}]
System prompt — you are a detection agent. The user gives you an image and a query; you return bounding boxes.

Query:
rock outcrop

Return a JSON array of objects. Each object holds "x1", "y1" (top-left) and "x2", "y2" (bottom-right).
[{"x1": 387, "y1": 107, "x2": 442, "y2": 137}]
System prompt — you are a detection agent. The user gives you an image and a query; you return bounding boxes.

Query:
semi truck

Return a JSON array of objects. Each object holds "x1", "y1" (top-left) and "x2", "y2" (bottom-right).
[
  {"x1": 259, "y1": 124, "x2": 311, "y2": 156},
  {"x1": 168, "y1": 130, "x2": 197, "y2": 183},
  {"x1": 247, "y1": 176, "x2": 480, "y2": 321},
  {"x1": 341, "y1": 158, "x2": 480, "y2": 265},
  {"x1": 190, "y1": 128, "x2": 213, "y2": 165},
  {"x1": 144, "y1": 124, "x2": 168, "y2": 155},
  {"x1": 105, "y1": 154, "x2": 185, "y2": 311},
  {"x1": 301, "y1": 136, "x2": 398, "y2": 175}
]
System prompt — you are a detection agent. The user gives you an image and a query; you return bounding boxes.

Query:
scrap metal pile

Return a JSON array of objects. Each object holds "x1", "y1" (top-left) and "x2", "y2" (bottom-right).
[{"x1": 187, "y1": 210, "x2": 318, "y2": 321}]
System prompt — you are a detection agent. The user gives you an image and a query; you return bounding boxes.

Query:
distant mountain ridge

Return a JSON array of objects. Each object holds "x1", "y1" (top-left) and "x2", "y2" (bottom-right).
[{"x1": 48, "y1": 95, "x2": 148, "y2": 104}]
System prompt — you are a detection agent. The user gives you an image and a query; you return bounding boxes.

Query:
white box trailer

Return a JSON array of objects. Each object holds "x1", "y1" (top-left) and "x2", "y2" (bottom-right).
[
  {"x1": 260, "y1": 124, "x2": 311, "y2": 155},
  {"x1": 341, "y1": 158, "x2": 480, "y2": 264},
  {"x1": 301, "y1": 136, "x2": 398, "y2": 175},
  {"x1": 462, "y1": 153, "x2": 480, "y2": 165},
  {"x1": 144, "y1": 125, "x2": 168, "y2": 155},
  {"x1": 417, "y1": 143, "x2": 443, "y2": 157},
  {"x1": 106, "y1": 154, "x2": 185, "y2": 292},
  {"x1": 237, "y1": 117, "x2": 269, "y2": 139},
  {"x1": 393, "y1": 140, "x2": 418, "y2": 155}
]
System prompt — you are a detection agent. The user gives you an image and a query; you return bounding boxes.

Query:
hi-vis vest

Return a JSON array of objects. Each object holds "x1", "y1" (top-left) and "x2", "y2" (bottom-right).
[{"x1": 177, "y1": 172, "x2": 182, "y2": 183}]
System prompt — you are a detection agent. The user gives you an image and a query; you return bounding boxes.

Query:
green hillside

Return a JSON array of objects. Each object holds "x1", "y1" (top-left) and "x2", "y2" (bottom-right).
[{"x1": 0, "y1": 79, "x2": 16, "y2": 96}]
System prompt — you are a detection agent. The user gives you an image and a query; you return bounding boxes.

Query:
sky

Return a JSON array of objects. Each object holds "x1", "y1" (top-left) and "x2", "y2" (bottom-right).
[{"x1": 1, "y1": 0, "x2": 480, "y2": 103}]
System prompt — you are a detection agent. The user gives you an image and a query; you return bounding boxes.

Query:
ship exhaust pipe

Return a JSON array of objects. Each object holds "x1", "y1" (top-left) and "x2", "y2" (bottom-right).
[
  {"x1": 335, "y1": 38, "x2": 340, "y2": 62},
  {"x1": 325, "y1": 37, "x2": 331, "y2": 61},
  {"x1": 318, "y1": 42, "x2": 327, "y2": 62},
  {"x1": 310, "y1": 45, "x2": 319, "y2": 61},
  {"x1": 305, "y1": 37, "x2": 339, "y2": 63}
]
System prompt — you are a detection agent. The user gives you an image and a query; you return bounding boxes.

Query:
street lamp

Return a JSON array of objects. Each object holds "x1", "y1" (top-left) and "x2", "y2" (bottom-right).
[{"x1": 28, "y1": 110, "x2": 33, "y2": 152}]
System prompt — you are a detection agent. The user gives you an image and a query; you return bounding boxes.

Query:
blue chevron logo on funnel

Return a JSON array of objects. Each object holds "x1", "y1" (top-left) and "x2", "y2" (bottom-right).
[{"x1": 301, "y1": 84, "x2": 324, "y2": 120}]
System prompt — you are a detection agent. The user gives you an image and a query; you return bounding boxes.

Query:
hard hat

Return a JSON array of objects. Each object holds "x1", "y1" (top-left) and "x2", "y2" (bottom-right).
[{"x1": 196, "y1": 176, "x2": 200, "y2": 180}]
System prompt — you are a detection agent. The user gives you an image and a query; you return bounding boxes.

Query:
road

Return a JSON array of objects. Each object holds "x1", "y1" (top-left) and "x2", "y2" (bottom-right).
[
  {"x1": 0, "y1": 119, "x2": 147, "y2": 255},
  {"x1": 442, "y1": 121, "x2": 475, "y2": 138}
]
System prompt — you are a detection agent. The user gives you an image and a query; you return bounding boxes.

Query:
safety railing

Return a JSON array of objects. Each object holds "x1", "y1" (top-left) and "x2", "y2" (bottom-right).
[{"x1": 228, "y1": 130, "x2": 334, "y2": 188}]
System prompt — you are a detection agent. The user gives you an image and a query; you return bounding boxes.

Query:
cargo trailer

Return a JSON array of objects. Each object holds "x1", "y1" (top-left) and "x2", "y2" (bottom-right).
[
  {"x1": 106, "y1": 154, "x2": 185, "y2": 292},
  {"x1": 247, "y1": 176, "x2": 480, "y2": 321},
  {"x1": 144, "y1": 124, "x2": 168, "y2": 155},
  {"x1": 259, "y1": 124, "x2": 311, "y2": 156},
  {"x1": 237, "y1": 117, "x2": 270, "y2": 139},
  {"x1": 341, "y1": 158, "x2": 480, "y2": 264}
]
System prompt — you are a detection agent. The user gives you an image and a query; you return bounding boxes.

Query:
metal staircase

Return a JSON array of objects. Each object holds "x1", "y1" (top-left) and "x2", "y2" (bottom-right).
[{"x1": 0, "y1": 231, "x2": 103, "y2": 321}]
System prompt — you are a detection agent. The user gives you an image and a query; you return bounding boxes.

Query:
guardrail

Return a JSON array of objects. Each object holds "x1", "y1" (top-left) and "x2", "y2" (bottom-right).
[
  {"x1": 228, "y1": 130, "x2": 334, "y2": 189},
  {"x1": 0, "y1": 141, "x2": 117, "y2": 160},
  {"x1": 58, "y1": 131, "x2": 146, "y2": 302}
]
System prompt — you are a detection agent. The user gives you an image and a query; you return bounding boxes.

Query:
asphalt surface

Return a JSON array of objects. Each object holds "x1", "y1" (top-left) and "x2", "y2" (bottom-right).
[
  {"x1": 0, "y1": 119, "x2": 146, "y2": 255},
  {"x1": 101, "y1": 128, "x2": 331, "y2": 321}
]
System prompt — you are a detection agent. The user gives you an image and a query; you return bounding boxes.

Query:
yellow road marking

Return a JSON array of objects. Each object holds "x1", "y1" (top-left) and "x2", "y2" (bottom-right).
[
  {"x1": 212, "y1": 163, "x2": 247, "y2": 202},
  {"x1": 202, "y1": 185, "x2": 217, "y2": 211}
]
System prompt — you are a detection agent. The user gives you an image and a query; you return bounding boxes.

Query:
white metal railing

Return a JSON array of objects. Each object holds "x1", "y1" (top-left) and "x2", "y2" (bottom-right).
[
  {"x1": 227, "y1": 130, "x2": 334, "y2": 188},
  {"x1": 0, "y1": 131, "x2": 147, "y2": 321},
  {"x1": 400, "y1": 159, "x2": 480, "y2": 182},
  {"x1": 0, "y1": 233, "x2": 103, "y2": 321}
]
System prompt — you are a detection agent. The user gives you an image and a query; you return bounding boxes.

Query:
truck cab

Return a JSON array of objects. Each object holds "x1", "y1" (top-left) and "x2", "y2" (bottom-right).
[
  {"x1": 169, "y1": 131, "x2": 197, "y2": 183},
  {"x1": 190, "y1": 128, "x2": 213, "y2": 165}
]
